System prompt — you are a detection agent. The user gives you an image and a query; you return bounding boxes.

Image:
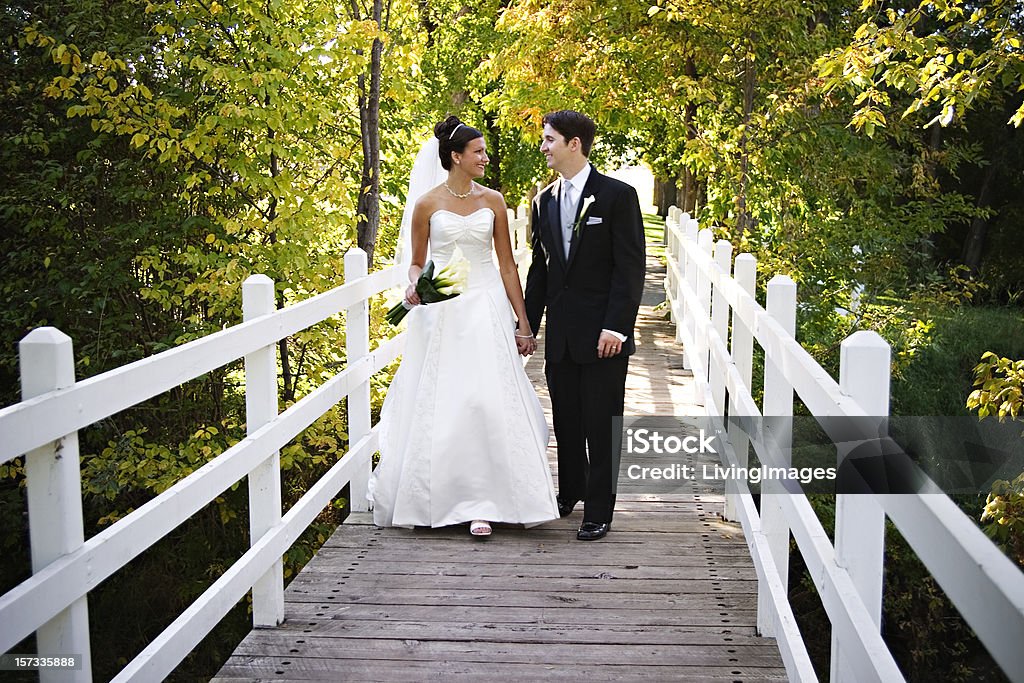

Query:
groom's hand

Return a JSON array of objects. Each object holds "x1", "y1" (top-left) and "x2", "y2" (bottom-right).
[
  {"x1": 516, "y1": 335, "x2": 536, "y2": 356},
  {"x1": 597, "y1": 331, "x2": 624, "y2": 358}
]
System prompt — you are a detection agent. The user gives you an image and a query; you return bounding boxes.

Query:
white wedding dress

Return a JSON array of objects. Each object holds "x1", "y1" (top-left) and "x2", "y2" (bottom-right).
[{"x1": 368, "y1": 207, "x2": 560, "y2": 528}]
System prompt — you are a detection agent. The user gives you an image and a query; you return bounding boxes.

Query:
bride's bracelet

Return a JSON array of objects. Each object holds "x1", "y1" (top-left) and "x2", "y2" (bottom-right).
[{"x1": 514, "y1": 332, "x2": 535, "y2": 339}]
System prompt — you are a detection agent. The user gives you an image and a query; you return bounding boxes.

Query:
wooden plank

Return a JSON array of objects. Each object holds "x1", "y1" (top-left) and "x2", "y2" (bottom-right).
[
  {"x1": 349, "y1": 501, "x2": 727, "y2": 516},
  {"x1": 297, "y1": 562, "x2": 755, "y2": 581},
  {"x1": 332, "y1": 513, "x2": 737, "y2": 528},
  {"x1": 283, "y1": 588, "x2": 758, "y2": 611},
  {"x1": 330, "y1": 524, "x2": 722, "y2": 541},
  {"x1": 312, "y1": 547, "x2": 760, "y2": 567},
  {"x1": 251, "y1": 618, "x2": 765, "y2": 644},
  {"x1": 340, "y1": 511, "x2": 738, "y2": 527},
  {"x1": 320, "y1": 537, "x2": 746, "y2": 552},
  {"x1": 357, "y1": 519, "x2": 733, "y2": 532},
  {"x1": 213, "y1": 658, "x2": 786, "y2": 682},
  {"x1": 230, "y1": 636, "x2": 786, "y2": 667},
  {"x1": 282, "y1": 602, "x2": 758, "y2": 627},
  {"x1": 322, "y1": 517, "x2": 744, "y2": 534},
  {"x1": 285, "y1": 574, "x2": 756, "y2": 596},
  {"x1": 321, "y1": 535, "x2": 746, "y2": 550}
]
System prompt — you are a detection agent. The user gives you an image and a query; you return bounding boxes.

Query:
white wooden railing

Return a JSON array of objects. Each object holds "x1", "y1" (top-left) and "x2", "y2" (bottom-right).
[
  {"x1": 664, "y1": 206, "x2": 1024, "y2": 682},
  {"x1": 0, "y1": 206, "x2": 529, "y2": 682}
]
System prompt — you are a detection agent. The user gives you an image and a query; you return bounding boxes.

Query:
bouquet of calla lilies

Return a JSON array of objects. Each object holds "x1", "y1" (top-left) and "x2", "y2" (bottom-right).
[{"x1": 386, "y1": 250, "x2": 470, "y2": 326}]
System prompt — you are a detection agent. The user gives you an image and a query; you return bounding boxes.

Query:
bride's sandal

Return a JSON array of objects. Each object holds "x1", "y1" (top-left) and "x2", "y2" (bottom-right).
[{"x1": 469, "y1": 520, "x2": 492, "y2": 537}]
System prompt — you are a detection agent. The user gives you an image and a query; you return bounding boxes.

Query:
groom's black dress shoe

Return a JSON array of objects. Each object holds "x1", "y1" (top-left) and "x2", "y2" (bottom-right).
[
  {"x1": 556, "y1": 497, "x2": 579, "y2": 518},
  {"x1": 577, "y1": 521, "x2": 611, "y2": 541}
]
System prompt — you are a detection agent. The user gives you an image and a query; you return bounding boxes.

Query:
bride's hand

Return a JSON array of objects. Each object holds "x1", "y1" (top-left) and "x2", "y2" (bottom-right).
[
  {"x1": 516, "y1": 337, "x2": 536, "y2": 356},
  {"x1": 515, "y1": 328, "x2": 536, "y2": 356},
  {"x1": 404, "y1": 284, "x2": 421, "y2": 306}
]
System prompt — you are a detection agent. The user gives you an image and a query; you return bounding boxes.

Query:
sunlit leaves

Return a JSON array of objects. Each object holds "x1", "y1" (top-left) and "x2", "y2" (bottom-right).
[
  {"x1": 817, "y1": 0, "x2": 1024, "y2": 132},
  {"x1": 968, "y1": 351, "x2": 1024, "y2": 420}
]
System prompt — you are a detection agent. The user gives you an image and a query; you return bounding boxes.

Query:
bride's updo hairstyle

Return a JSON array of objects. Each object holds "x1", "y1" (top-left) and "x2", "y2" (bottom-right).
[{"x1": 435, "y1": 115, "x2": 483, "y2": 171}]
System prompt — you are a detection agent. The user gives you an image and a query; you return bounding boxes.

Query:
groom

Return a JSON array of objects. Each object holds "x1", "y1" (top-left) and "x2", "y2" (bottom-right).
[{"x1": 525, "y1": 110, "x2": 646, "y2": 541}]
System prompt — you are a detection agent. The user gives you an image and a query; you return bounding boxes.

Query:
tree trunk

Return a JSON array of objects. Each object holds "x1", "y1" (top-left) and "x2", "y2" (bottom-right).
[
  {"x1": 681, "y1": 170, "x2": 698, "y2": 214},
  {"x1": 654, "y1": 178, "x2": 676, "y2": 216},
  {"x1": 355, "y1": 0, "x2": 384, "y2": 265},
  {"x1": 484, "y1": 111, "x2": 501, "y2": 192},
  {"x1": 681, "y1": 55, "x2": 700, "y2": 215},
  {"x1": 266, "y1": 110, "x2": 293, "y2": 402},
  {"x1": 962, "y1": 163, "x2": 996, "y2": 274},
  {"x1": 418, "y1": 0, "x2": 437, "y2": 47},
  {"x1": 736, "y1": 53, "x2": 756, "y2": 238}
]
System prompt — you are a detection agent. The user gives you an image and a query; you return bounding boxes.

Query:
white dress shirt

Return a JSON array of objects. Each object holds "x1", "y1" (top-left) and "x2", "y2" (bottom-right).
[{"x1": 560, "y1": 164, "x2": 591, "y2": 255}]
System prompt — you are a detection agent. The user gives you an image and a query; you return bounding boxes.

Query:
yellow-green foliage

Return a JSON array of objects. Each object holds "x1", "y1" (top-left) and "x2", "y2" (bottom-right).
[
  {"x1": 981, "y1": 472, "x2": 1024, "y2": 567},
  {"x1": 969, "y1": 352, "x2": 1024, "y2": 420},
  {"x1": 969, "y1": 353, "x2": 1024, "y2": 567}
]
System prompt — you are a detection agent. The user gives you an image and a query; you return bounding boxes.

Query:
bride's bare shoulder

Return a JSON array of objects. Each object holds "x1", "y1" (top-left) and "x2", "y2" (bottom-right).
[
  {"x1": 413, "y1": 187, "x2": 445, "y2": 214},
  {"x1": 478, "y1": 185, "x2": 508, "y2": 209}
]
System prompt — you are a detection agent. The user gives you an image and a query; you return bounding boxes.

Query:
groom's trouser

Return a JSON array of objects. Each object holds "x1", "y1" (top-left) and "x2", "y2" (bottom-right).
[{"x1": 546, "y1": 353, "x2": 629, "y2": 523}]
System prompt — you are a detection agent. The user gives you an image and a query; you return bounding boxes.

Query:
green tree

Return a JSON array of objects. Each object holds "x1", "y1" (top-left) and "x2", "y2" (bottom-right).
[
  {"x1": 818, "y1": 0, "x2": 1024, "y2": 133},
  {"x1": 486, "y1": 0, "x2": 984, "y2": 321},
  {"x1": 2, "y1": 0, "x2": 424, "y2": 675},
  {"x1": 818, "y1": 0, "x2": 1024, "y2": 278}
]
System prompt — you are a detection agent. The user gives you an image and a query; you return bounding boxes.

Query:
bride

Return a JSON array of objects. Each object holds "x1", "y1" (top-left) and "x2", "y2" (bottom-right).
[{"x1": 367, "y1": 116, "x2": 559, "y2": 536}]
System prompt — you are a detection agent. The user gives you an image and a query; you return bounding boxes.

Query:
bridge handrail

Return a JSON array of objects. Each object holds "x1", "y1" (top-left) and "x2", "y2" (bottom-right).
[
  {"x1": 0, "y1": 250, "x2": 406, "y2": 682},
  {"x1": 664, "y1": 207, "x2": 1024, "y2": 683},
  {"x1": 0, "y1": 267, "x2": 402, "y2": 466}
]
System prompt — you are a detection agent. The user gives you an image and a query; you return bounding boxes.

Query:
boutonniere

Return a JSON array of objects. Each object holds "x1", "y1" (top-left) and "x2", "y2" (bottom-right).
[{"x1": 573, "y1": 195, "x2": 596, "y2": 234}]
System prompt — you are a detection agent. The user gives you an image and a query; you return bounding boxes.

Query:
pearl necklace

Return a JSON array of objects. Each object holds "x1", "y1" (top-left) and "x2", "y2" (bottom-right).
[{"x1": 444, "y1": 181, "x2": 474, "y2": 199}]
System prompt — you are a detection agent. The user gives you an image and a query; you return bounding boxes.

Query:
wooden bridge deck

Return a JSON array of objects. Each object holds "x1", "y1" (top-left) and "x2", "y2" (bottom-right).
[{"x1": 214, "y1": 241, "x2": 787, "y2": 681}]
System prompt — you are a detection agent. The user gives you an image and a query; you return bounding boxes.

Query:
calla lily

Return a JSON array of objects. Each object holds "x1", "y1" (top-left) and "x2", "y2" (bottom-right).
[
  {"x1": 573, "y1": 195, "x2": 596, "y2": 234},
  {"x1": 385, "y1": 247, "x2": 471, "y2": 326}
]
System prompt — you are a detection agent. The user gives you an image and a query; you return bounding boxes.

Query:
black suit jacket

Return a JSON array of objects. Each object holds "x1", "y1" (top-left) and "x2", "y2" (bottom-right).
[{"x1": 524, "y1": 165, "x2": 646, "y2": 364}]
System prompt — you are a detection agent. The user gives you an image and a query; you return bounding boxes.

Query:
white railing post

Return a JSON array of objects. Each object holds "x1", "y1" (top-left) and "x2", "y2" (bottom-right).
[
  {"x1": 831, "y1": 330, "x2": 890, "y2": 682},
  {"x1": 516, "y1": 206, "x2": 530, "y2": 280},
  {"x1": 758, "y1": 275, "x2": 797, "y2": 636},
  {"x1": 681, "y1": 217, "x2": 698, "y2": 369},
  {"x1": 665, "y1": 207, "x2": 678, "y2": 325},
  {"x1": 671, "y1": 209, "x2": 679, "y2": 335},
  {"x1": 20, "y1": 327, "x2": 92, "y2": 682},
  {"x1": 675, "y1": 211, "x2": 685, "y2": 322},
  {"x1": 506, "y1": 208, "x2": 517, "y2": 249},
  {"x1": 676, "y1": 212, "x2": 689, "y2": 334},
  {"x1": 242, "y1": 275, "x2": 284, "y2": 628},
  {"x1": 673, "y1": 210, "x2": 687, "y2": 341},
  {"x1": 665, "y1": 206, "x2": 677, "y2": 246},
  {"x1": 709, "y1": 240, "x2": 732, "y2": 414},
  {"x1": 692, "y1": 228, "x2": 714, "y2": 404},
  {"x1": 345, "y1": 249, "x2": 371, "y2": 512},
  {"x1": 724, "y1": 254, "x2": 756, "y2": 523}
]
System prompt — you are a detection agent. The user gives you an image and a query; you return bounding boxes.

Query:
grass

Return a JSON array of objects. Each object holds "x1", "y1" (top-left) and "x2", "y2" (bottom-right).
[
  {"x1": 892, "y1": 304, "x2": 1024, "y2": 416},
  {"x1": 643, "y1": 212, "x2": 666, "y2": 260}
]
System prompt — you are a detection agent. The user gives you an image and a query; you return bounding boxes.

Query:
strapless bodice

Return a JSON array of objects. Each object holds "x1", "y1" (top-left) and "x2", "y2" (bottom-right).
[{"x1": 429, "y1": 207, "x2": 495, "y2": 271}]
